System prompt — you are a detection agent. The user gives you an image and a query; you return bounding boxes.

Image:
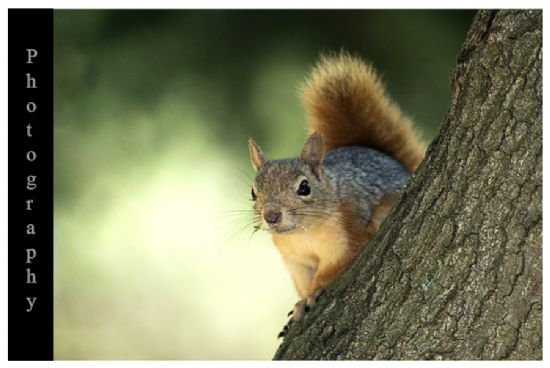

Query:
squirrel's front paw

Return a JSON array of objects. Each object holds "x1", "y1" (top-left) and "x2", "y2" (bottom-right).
[
  {"x1": 291, "y1": 298, "x2": 311, "y2": 321},
  {"x1": 292, "y1": 291, "x2": 324, "y2": 321},
  {"x1": 306, "y1": 289, "x2": 323, "y2": 309},
  {"x1": 277, "y1": 300, "x2": 306, "y2": 339},
  {"x1": 278, "y1": 292, "x2": 325, "y2": 338}
]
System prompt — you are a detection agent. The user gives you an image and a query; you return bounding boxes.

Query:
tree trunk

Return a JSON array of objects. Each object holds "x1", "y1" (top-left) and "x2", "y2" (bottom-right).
[{"x1": 274, "y1": 9, "x2": 542, "y2": 360}]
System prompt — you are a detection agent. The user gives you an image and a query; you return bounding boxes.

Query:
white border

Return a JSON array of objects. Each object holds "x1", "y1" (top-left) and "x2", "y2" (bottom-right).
[{"x1": 1, "y1": 2, "x2": 547, "y2": 367}]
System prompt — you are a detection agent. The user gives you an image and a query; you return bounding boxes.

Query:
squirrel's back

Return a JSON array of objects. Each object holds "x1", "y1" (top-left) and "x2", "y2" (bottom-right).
[
  {"x1": 324, "y1": 146, "x2": 410, "y2": 196},
  {"x1": 323, "y1": 145, "x2": 409, "y2": 227},
  {"x1": 300, "y1": 52, "x2": 426, "y2": 173}
]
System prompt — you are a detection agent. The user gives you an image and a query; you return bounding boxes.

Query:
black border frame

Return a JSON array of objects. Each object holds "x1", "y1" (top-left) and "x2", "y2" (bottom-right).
[{"x1": 8, "y1": 8, "x2": 54, "y2": 361}]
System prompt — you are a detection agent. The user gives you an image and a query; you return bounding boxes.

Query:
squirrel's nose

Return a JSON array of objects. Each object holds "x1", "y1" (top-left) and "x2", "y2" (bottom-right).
[{"x1": 264, "y1": 209, "x2": 282, "y2": 225}]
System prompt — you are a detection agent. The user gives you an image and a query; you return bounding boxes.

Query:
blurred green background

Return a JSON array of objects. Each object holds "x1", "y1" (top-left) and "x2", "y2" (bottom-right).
[{"x1": 54, "y1": 10, "x2": 475, "y2": 360}]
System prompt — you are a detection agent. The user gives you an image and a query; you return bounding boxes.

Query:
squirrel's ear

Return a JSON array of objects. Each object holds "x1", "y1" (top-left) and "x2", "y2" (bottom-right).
[
  {"x1": 300, "y1": 132, "x2": 324, "y2": 175},
  {"x1": 248, "y1": 138, "x2": 267, "y2": 172}
]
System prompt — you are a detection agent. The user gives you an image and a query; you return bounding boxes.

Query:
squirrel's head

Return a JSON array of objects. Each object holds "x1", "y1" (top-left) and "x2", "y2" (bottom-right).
[{"x1": 248, "y1": 132, "x2": 334, "y2": 234}]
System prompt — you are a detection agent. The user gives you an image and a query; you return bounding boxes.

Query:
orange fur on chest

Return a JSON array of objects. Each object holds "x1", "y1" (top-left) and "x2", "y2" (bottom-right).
[
  {"x1": 270, "y1": 193, "x2": 400, "y2": 300},
  {"x1": 272, "y1": 217, "x2": 349, "y2": 268}
]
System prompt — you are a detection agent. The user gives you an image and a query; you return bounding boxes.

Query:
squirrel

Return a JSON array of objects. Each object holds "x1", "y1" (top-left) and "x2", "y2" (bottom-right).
[{"x1": 247, "y1": 52, "x2": 426, "y2": 337}]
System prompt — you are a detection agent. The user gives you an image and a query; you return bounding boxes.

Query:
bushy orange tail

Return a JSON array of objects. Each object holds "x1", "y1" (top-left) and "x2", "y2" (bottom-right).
[{"x1": 300, "y1": 52, "x2": 426, "y2": 173}]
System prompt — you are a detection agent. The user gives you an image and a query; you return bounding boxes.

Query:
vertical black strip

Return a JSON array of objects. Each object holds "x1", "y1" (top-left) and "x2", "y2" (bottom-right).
[{"x1": 8, "y1": 8, "x2": 54, "y2": 361}]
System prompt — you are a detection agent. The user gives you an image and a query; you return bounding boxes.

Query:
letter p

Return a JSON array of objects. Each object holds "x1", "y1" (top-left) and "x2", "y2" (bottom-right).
[
  {"x1": 26, "y1": 49, "x2": 38, "y2": 64},
  {"x1": 26, "y1": 248, "x2": 37, "y2": 264}
]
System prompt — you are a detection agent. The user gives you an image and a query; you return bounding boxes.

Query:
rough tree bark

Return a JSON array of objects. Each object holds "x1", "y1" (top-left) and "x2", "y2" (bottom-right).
[{"x1": 274, "y1": 9, "x2": 541, "y2": 360}]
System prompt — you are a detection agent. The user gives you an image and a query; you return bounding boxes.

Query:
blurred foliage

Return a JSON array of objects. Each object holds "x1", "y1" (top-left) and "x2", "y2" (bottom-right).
[{"x1": 54, "y1": 9, "x2": 475, "y2": 360}]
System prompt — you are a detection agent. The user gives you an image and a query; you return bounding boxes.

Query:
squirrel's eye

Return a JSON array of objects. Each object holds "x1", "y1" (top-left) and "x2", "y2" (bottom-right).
[
  {"x1": 251, "y1": 188, "x2": 257, "y2": 201},
  {"x1": 297, "y1": 180, "x2": 310, "y2": 196}
]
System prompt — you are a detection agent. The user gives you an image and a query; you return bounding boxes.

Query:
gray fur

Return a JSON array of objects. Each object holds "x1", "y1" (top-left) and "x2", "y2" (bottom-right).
[{"x1": 323, "y1": 146, "x2": 410, "y2": 223}]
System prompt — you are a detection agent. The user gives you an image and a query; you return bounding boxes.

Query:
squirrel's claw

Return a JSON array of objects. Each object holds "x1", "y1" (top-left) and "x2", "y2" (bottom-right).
[
  {"x1": 278, "y1": 318, "x2": 294, "y2": 339},
  {"x1": 278, "y1": 300, "x2": 306, "y2": 339},
  {"x1": 279, "y1": 291, "x2": 325, "y2": 338}
]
